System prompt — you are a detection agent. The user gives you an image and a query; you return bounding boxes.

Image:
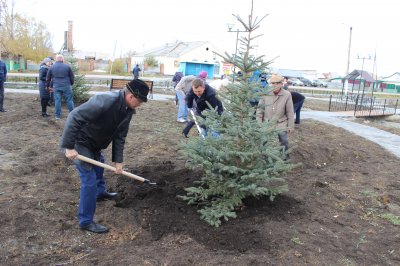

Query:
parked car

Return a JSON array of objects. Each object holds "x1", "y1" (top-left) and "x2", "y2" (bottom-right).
[
  {"x1": 312, "y1": 79, "x2": 328, "y2": 88},
  {"x1": 287, "y1": 78, "x2": 304, "y2": 86},
  {"x1": 298, "y1": 77, "x2": 313, "y2": 86}
]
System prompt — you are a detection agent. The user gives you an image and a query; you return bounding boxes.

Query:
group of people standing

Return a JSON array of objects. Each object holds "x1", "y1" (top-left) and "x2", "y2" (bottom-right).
[
  {"x1": 172, "y1": 71, "x2": 305, "y2": 160},
  {"x1": 0, "y1": 55, "x2": 75, "y2": 118},
  {"x1": 173, "y1": 70, "x2": 223, "y2": 137},
  {"x1": 39, "y1": 54, "x2": 75, "y2": 119}
]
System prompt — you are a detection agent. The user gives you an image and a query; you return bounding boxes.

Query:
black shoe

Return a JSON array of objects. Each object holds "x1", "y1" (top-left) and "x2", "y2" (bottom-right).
[
  {"x1": 294, "y1": 121, "x2": 300, "y2": 124},
  {"x1": 0, "y1": 109, "x2": 7, "y2": 112},
  {"x1": 42, "y1": 113, "x2": 50, "y2": 117},
  {"x1": 97, "y1": 191, "x2": 118, "y2": 201},
  {"x1": 182, "y1": 132, "x2": 189, "y2": 138},
  {"x1": 80, "y1": 222, "x2": 109, "y2": 233}
]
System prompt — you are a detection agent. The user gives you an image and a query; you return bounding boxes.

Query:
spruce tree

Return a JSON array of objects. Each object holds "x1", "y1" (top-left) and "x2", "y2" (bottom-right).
[
  {"x1": 65, "y1": 54, "x2": 90, "y2": 103},
  {"x1": 180, "y1": 1, "x2": 295, "y2": 227}
]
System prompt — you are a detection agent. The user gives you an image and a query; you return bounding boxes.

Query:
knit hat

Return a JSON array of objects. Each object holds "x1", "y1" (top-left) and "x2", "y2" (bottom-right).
[
  {"x1": 43, "y1": 57, "x2": 52, "y2": 64},
  {"x1": 126, "y1": 79, "x2": 150, "y2": 102},
  {"x1": 198, "y1": 71, "x2": 208, "y2": 80}
]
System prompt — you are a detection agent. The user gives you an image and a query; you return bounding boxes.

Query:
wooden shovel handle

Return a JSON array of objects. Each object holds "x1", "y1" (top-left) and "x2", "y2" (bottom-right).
[{"x1": 76, "y1": 154, "x2": 146, "y2": 183}]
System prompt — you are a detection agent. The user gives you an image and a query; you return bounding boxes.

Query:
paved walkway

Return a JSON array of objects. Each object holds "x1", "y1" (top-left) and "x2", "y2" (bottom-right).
[
  {"x1": 5, "y1": 88, "x2": 400, "y2": 158},
  {"x1": 302, "y1": 110, "x2": 400, "y2": 158}
]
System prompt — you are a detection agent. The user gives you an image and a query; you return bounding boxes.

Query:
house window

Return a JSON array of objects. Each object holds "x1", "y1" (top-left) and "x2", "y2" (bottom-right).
[{"x1": 214, "y1": 63, "x2": 220, "y2": 76}]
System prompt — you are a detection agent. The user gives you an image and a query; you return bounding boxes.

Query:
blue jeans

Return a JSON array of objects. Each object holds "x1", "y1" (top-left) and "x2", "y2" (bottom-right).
[
  {"x1": 200, "y1": 127, "x2": 220, "y2": 138},
  {"x1": 74, "y1": 154, "x2": 107, "y2": 227},
  {"x1": 176, "y1": 92, "x2": 188, "y2": 120},
  {"x1": 54, "y1": 85, "x2": 74, "y2": 118}
]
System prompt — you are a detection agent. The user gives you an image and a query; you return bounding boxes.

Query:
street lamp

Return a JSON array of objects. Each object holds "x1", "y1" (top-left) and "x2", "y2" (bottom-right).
[
  {"x1": 342, "y1": 24, "x2": 352, "y2": 95},
  {"x1": 227, "y1": 23, "x2": 249, "y2": 81},
  {"x1": 346, "y1": 26, "x2": 352, "y2": 76},
  {"x1": 357, "y1": 54, "x2": 372, "y2": 102}
]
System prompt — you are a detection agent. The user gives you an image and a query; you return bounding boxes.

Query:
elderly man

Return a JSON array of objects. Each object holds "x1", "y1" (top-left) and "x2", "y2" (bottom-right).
[
  {"x1": 60, "y1": 79, "x2": 150, "y2": 234},
  {"x1": 256, "y1": 74, "x2": 294, "y2": 159},
  {"x1": 46, "y1": 54, "x2": 75, "y2": 119}
]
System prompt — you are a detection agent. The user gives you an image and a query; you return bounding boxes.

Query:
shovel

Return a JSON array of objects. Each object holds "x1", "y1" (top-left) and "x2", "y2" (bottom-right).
[
  {"x1": 190, "y1": 109, "x2": 205, "y2": 139},
  {"x1": 76, "y1": 154, "x2": 157, "y2": 185}
]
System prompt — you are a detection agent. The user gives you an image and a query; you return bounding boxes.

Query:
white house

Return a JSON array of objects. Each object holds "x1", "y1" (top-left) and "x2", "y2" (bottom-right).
[{"x1": 131, "y1": 41, "x2": 226, "y2": 77}]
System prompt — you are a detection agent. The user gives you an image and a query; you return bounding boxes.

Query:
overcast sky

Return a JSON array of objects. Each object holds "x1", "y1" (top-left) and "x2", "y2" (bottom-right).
[{"x1": 12, "y1": 0, "x2": 399, "y2": 77}]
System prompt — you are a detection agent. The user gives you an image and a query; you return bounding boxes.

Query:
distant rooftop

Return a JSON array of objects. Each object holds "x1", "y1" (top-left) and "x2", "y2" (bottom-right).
[
  {"x1": 65, "y1": 50, "x2": 112, "y2": 60},
  {"x1": 344, "y1": 70, "x2": 374, "y2": 82}
]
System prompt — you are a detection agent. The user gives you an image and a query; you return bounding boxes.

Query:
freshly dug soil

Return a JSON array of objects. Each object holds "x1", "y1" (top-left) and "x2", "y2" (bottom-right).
[{"x1": 0, "y1": 93, "x2": 399, "y2": 265}]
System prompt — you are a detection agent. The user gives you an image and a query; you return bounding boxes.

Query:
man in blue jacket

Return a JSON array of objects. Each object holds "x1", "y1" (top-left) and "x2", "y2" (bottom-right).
[
  {"x1": 46, "y1": 54, "x2": 75, "y2": 119},
  {"x1": 0, "y1": 59, "x2": 7, "y2": 112},
  {"x1": 60, "y1": 79, "x2": 150, "y2": 234},
  {"x1": 132, "y1": 64, "x2": 141, "y2": 80}
]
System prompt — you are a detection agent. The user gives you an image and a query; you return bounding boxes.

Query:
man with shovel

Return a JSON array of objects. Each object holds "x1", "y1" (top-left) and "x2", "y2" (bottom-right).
[
  {"x1": 60, "y1": 79, "x2": 150, "y2": 234},
  {"x1": 182, "y1": 78, "x2": 223, "y2": 137}
]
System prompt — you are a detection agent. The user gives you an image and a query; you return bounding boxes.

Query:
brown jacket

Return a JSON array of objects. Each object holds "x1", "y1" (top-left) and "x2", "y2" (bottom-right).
[{"x1": 256, "y1": 89, "x2": 294, "y2": 130}]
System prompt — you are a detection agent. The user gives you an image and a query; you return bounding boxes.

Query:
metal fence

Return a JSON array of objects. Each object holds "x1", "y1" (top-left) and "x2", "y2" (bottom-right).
[{"x1": 328, "y1": 93, "x2": 398, "y2": 117}]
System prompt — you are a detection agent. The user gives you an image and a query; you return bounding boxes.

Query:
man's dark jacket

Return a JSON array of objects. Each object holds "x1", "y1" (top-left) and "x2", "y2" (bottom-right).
[
  {"x1": 60, "y1": 90, "x2": 134, "y2": 163},
  {"x1": 0, "y1": 60, "x2": 7, "y2": 81},
  {"x1": 186, "y1": 84, "x2": 223, "y2": 116},
  {"x1": 291, "y1": 91, "x2": 305, "y2": 104},
  {"x1": 46, "y1": 61, "x2": 74, "y2": 88}
]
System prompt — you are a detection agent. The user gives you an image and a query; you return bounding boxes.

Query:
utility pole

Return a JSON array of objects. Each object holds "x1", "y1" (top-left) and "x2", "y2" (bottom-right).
[
  {"x1": 357, "y1": 54, "x2": 372, "y2": 96},
  {"x1": 342, "y1": 24, "x2": 352, "y2": 96},
  {"x1": 227, "y1": 23, "x2": 249, "y2": 82},
  {"x1": 346, "y1": 26, "x2": 352, "y2": 76}
]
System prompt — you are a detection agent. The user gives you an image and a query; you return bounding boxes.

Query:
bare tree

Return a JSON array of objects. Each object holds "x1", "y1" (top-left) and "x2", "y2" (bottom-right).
[{"x1": 0, "y1": 0, "x2": 53, "y2": 62}]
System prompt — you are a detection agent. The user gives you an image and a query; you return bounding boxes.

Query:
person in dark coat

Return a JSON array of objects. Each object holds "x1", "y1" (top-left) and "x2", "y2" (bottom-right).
[
  {"x1": 291, "y1": 91, "x2": 305, "y2": 124},
  {"x1": 172, "y1": 70, "x2": 183, "y2": 107},
  {"x1": 132, "y1": 64, "x2": 141, "y2": 80},
  {"x1": 60, "y1": 79, "x2": 150, "y2": 234},
  {"x1": 0, "y1": 59, "x2": 7, "y2": 112},
  {"x1": 182, "y1": 78, "x2": 223, "y2": 137},
  {"x1": 38, "y1": 58, "x2": 53, "y2": 117},
  {"x1": 172, "y1": 71, "x2": 183, "y2": 88}
]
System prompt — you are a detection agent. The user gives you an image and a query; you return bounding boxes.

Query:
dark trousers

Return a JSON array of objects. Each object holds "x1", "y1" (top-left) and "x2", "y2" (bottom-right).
[
  {"x1": 0, "y1": 80, "x2": 4, "y2": 110},
  {"x1": 49, "y1": 91, "x2": 54, "y2": 104},
  {"x1": 293, "y1": 100, "x2": 304, "y2": 124},
  {"x1": 182, "y1": 121, "x2": 207, "y2": 136},
  {"x1": 278, "y1": 131, "x2": 289, "y2": 160},
  {"x1": 182, "y1": 121, "x2": 195, "y2": 136},
  {"x1": 41, "y1": 98, "x2": 50, "y2": 114}
]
